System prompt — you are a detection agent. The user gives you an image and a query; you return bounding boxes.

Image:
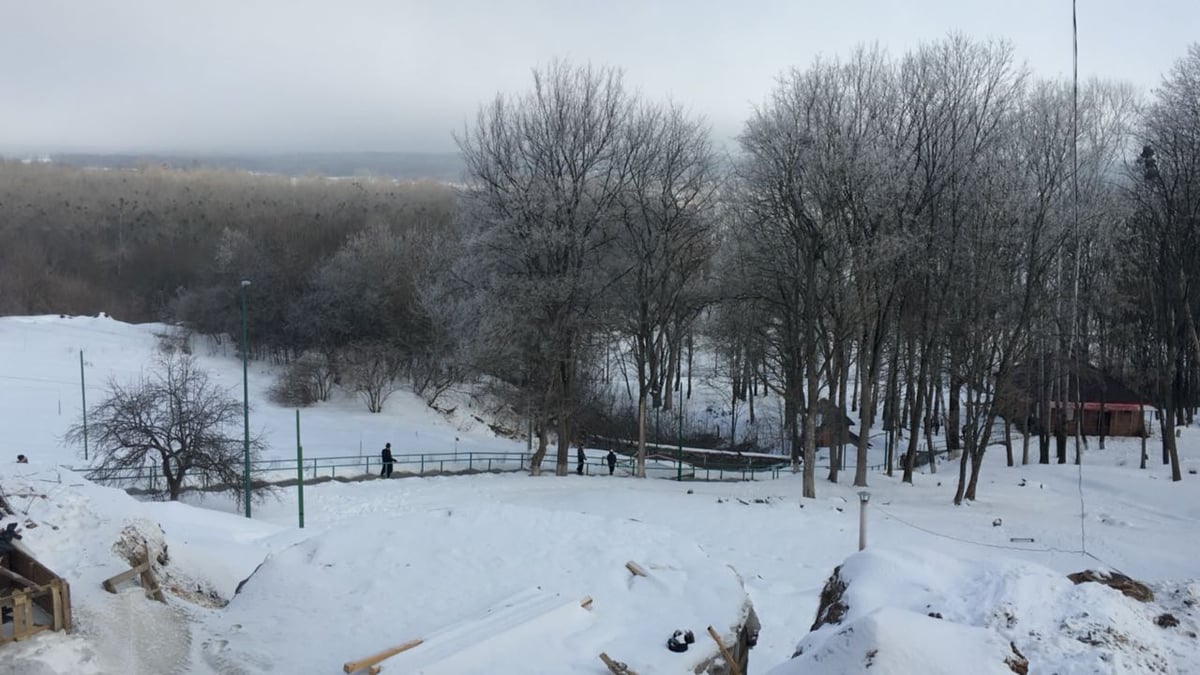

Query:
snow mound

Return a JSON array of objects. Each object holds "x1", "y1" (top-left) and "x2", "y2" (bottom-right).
[
  {"x1": 206, "y1": 501, "x2": 750, "y2": 674},
  {"x1": 769, "y1": 547, "x2": 1199, "y2": 675},
  {"x1": 0, "y1": 466, "x2": 287, "y2": 674}
]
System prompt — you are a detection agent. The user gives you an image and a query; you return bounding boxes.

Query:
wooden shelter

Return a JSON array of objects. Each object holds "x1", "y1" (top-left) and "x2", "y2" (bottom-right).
[
  {"x1": 1, "y1": 533, "x2": 73, "y2": 644},
  {"x1": 998, "y1": 361, "x2": 1151, "y2": 437},
  {"x1": 806, "y1": 399, "x2": 861, "y2": 448}
]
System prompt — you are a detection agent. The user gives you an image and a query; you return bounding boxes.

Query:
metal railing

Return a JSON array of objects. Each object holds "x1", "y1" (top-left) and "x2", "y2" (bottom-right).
[{"x1": 70, "y1": 442, "x2": 976, "y2": 494}]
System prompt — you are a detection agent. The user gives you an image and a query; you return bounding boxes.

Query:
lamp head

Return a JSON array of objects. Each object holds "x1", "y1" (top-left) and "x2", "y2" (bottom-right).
[
  {"x1": 241, "y1": 279, "x2": 252, "y2": 288},
  {"x1": 858, "y1": 491, "x2": 870, "y2": 503}
]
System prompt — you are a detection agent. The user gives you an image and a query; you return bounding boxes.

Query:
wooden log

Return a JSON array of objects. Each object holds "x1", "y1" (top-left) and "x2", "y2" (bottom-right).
[
  {"x1": 624, "y1": 561, "x2": 648, "y2": 577},
  {"x1": 343, "y1": 638, "x2": 423, "y2": 673},
  {"x1": 599, "y1": 651, "x2": 638, "y2": 675},
  {"x1": 579, "y1": 595, "x2": 593, "y2": 610},
  {"x1": 707, "y1": 626, "x2": 742, "y2": 675},
  {"x1": 367, "y1": 667, "x2": 381, "y2": 675}
]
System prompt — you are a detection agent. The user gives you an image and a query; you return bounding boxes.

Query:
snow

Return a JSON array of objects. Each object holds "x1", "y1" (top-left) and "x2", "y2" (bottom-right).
[{"x1": 1, "y1": 315, "x2": 1199, "y2": 673}]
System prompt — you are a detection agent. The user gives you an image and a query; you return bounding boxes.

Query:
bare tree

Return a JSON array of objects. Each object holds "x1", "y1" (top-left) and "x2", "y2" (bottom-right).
[
  {"x1": 340, "y1": 342, "x2": 403, "y2": 413},
  {"x1": 611, "y1": 102, "x2": 720, "y2": 477},
  {"x1": 65, "y1": 352, "x2": 265, "y2": 501},
  {"x1": 1122, "y1": 44, "x2": 1200, "y2": 482}
]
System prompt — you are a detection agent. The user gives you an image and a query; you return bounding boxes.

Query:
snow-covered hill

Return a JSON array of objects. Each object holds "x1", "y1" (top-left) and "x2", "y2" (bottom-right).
[{"x1": 2, "y1": 316, "x2": 1199, "y2": 674}]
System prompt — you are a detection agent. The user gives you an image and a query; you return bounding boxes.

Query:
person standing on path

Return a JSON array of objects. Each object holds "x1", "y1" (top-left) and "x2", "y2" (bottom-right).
[
  {"x1": 380, "y1": 442, "x2": 395, "y2": 478},
  {"x1": 576, "y1": 444, "x2": 587, "y2": 475},
  {"x1": 606, "y1": 449, "x2": 617, "y2": 475}
]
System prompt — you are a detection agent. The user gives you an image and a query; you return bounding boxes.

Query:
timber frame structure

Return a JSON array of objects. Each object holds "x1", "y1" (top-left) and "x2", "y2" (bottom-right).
[{"x1": 1, "y1": 493, "x2": 73, "y2": 644}]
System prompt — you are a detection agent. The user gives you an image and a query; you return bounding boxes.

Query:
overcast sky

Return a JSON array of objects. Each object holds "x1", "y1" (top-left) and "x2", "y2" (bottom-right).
[{"x1": 1, "y1": 0, "x2": 1195, "y2": 155}]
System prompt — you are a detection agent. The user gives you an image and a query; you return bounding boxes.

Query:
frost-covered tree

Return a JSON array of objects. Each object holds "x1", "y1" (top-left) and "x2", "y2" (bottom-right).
[
  {"x1": 610, "y1": 102, "x2": 720, "y2": 477},
  {"x1": 456, "y1": 61, "x2": 634, "y2": 475}
]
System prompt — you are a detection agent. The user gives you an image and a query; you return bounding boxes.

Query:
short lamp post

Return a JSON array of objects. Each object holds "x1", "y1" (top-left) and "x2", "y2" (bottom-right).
[
  {"x1": 857, "y1": 491, "x2": 871, "y2": 551},
  {"x1": 240, "y1": 279, "x2": 252, "y2": 518}
]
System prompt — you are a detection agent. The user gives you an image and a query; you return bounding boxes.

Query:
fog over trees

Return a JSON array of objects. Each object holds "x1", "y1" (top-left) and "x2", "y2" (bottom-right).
[{"x1": 5, "y1": 38, "x2": 1198, "y2": 498}]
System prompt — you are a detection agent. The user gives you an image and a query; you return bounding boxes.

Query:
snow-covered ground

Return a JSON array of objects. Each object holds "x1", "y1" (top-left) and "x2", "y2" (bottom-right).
[{"x1": 2, "y1": 315, "x2": 1199, "y2": 674}]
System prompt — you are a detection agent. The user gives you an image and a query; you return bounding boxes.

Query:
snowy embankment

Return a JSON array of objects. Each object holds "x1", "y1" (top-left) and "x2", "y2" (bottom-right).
[{"x1": 769, "y1": 547, "x2": 1199, "y2": 675}]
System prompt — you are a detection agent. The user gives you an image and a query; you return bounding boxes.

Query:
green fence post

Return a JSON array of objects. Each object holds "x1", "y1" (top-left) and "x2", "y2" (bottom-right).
[{"x1": 296, "y1": 410, "x2": 305, "y2": 529}]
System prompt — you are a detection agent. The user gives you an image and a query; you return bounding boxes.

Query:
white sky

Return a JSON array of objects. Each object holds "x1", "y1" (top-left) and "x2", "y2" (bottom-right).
[{"x1": 1, "y1": 0, "x2": 1196, "y2": 155}]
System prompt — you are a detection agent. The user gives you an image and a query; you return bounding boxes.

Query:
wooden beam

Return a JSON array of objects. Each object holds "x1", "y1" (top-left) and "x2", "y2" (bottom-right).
[
  {"x1": 51, "y1": 582, "x2": 64, "y2": 631},
  {"x1": 101, "y1": 561, "x2": 149, "y2": 593},
  {"x1": 579, "y1": 595, "x2": 593, "y2": 610},
  {"x1": 707, "y1": 626, "x2": 742, "y2": 675},
  {"x1": 624, "y1": 561, "x2": 648, "y2": 577},
  {"x1": 0, "y1": 565, "x2": 36, "y2": 588},
  {"x1": 140, "y1": 566, "x2": 166, "y2": 603},
  {"x1": 343, "y1": 638, "x2": 423, "y2": 673},
  {"x1": 599, "y1": 652, "x2": 638, "y2": 675}
]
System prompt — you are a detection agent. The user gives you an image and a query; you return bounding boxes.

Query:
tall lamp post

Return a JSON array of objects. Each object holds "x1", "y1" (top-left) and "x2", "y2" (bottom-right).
[
  {"x1": 677, "y1": 397, "x2": 684, "y2": 481},
  {"x1": 240, "y1": 279, "x2": 252, "y2": 518}
]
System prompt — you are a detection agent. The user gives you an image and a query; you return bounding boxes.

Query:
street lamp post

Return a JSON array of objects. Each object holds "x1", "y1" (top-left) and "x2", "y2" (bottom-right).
[
  {"x1": 677, "y1": 397, "x2": 684, "y2": 481},
  {"x1": 240, "y1": 279, "x2": 252, "y2": 518}
]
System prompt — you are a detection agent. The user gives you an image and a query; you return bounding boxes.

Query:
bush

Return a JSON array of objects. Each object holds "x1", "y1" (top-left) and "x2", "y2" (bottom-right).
[{"x1": 269, "y1": 353, "x2": 335, "y2": 406}]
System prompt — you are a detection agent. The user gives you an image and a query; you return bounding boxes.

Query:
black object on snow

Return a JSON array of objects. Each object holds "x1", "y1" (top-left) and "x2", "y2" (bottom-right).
[
  {"x1": 667, "y1": 629, "x2": 690, "y2": 652},
  {"x1": 0, "y1": 522, "x2": 22, "y2": 555}
]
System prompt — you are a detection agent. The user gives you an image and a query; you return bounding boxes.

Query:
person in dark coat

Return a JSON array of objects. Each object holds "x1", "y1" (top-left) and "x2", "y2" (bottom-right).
[
  {"x1": 380, "y1": 442, "x2": 395, "y2": 478},
  {"x1": 606, "y1": 449, "x2": 617, "y2": 475},
  {"x1": 576, "y1": 444, "x2": 587, "y2": 475}
]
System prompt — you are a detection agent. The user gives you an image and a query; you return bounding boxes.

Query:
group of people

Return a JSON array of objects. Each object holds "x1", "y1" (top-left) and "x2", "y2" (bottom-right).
[
  {"x1": 376, "y1": 441, "x2": 620, "y2": 479},
  {"x1": 576, "y1": 445, "x2": 618, "y2": 476}
]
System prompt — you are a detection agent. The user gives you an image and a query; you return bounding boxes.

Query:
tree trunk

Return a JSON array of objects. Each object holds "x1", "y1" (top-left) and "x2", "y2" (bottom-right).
[
  {"x1": 530, "y1": 423, "x2": 549, "y2": 476},
  {"x1": 637, "y1": 392, "x2": 648, "y2": 478},
  {"x1": 1004, "y1": 418, "x2": 1014, "y2": 467},
  {"x1": 947, "y1": 378, "x2": 962, "y2": 459},
  {"x1": 854, "y1": 338, "x2": 877, "y2": 487},
  {"x1": 556, "y1": 413, "x2": 571, "y2": 477},
  {"x1": 803, "y1": 346, "x2": 819, "y2": 498}
]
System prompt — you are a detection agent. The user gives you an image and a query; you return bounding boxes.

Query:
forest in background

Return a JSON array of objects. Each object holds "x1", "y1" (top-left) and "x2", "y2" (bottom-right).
[{"x1": 1, "y1": 37, "x2": 1197, "y2": 501}]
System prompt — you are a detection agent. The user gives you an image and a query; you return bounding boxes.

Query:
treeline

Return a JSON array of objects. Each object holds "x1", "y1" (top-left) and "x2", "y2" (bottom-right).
[
  {"x1": 0, "y1": 163, "x2": 453, "y2": 341},
  {"x1": 3, "y1": 38, "x2": 1198, "y2": 502}
]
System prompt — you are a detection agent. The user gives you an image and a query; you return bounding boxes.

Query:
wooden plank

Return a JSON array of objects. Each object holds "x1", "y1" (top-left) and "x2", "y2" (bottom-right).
[
  {"x1": 343, "y1": 638, "x2": 423, "y2": 673},
  {"x1": 624, "y1": 561, "x2": 648, "y2": 577},
  {"x1": 579, "y1": 595, "x2": 593, "y2": 610},
  {"x1": 0, "y1": 565, "x2": 37, "y2": 588},
  {"x1": 140, "y1": 566, "x2": 166, "y2": 603},
  {"x1": 14, "y1": 590, "x2": 31, "y2": 639},
  {"x1": 51, "y1": 582, "x2": 64, "y2": 631},
  {"x1": 101, "y1": 561, "x2": 150, "y2": 593},
  {"x1": 60, "y1": 578, "x2": 72, "y2": 632},
  {"x1": 599, "y1": 652, "x2": 638, "y2": 675},
  {"x1": 707, "y1": 626, "x2": 742, "y2": 675}
]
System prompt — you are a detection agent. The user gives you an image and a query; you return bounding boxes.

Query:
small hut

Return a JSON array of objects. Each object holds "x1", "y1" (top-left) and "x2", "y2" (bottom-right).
[
  {"x1": 804, "y1": 399, "x2": 861, "y2": 448},
  {"x1": 998, "y1": 361, "x2": 1151, "y2": 437}
]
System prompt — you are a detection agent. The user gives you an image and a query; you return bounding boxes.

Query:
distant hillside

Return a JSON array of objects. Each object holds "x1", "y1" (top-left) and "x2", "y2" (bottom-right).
[{"x1": 42, "y1": 152, "x2": 467, "y2": 182}]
